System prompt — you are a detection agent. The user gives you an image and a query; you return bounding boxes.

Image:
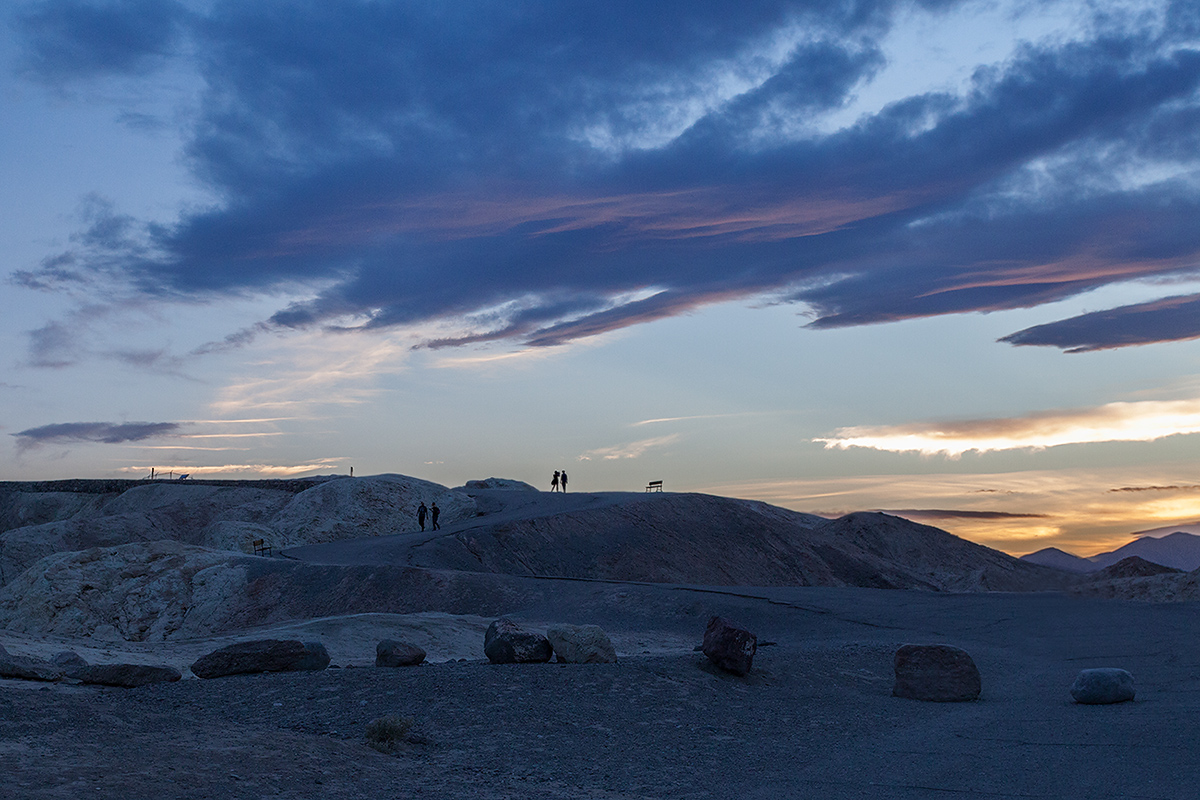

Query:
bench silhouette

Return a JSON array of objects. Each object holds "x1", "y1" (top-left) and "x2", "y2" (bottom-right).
[
  {"x1": 252, "y1": 539, "x2": 272, "y2": 556},
  {"x1": 646, "y1": 480, "x2": 663, "y2": 492}
]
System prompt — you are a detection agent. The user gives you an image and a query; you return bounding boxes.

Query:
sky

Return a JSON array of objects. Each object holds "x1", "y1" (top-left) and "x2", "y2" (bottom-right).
[{"x1": 4, "y1": 0, "x2": 1200, "y2": 557}]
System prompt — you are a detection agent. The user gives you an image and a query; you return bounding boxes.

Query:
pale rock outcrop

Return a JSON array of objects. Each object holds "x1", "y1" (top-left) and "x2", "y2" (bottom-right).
[
  {"x1": 484, "y1": 618, "x2": 553, "y2": 664},
  {"x1": 1071, "y1": 668, "x2": 1135, "y2": 704},
  {"x1": 268, "y1": 475, "x2": 476, "y2": 546},
  {"x1": 0, "y1": 540, "x2": 249, "y2": 641},
  {"x1": 546, "y1": 624, "x2": 617, "y2": 663},
  {"x1": 376, "y1": 639, "x2": 427, "y2": 667},
  {"x1": 460, "y1": 478, "x2": 539, "y2": 492},
  {"x1": 701, "y1": 616, "x2": 757, "y2": 676},
  {"x1": 191, "y1": 640, "x2": 330, "y2": 678},
  {"x1": 892, "y1": 644, "x2": 981, "y2": 702}
]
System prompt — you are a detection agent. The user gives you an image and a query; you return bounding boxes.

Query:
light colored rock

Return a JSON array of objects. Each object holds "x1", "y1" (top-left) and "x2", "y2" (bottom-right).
[
  {"x1": 546, "y1": 624, "x2": 617, "y2": 663},
  {"x1": 702, "y1": 616, "x2": 757, "y2": 675},
  {"x1": 268, "y1": 475, "x2": 476, "y2": 546},
  {"x1": 1071, "y1": 668, "x2": 1135, "y2": 704},
  {"x1": 893, "y1": 644, "x2": 981, "y2": 702},
  {"x1": 0, "y1": 540, "x2": 249, "y2": 641},
  {"x1": 460, "y1": 478, "x2": 539, "y2": 492},
  {"x1": 484, "y1": 618, "x2": 552, "y2": 664}
]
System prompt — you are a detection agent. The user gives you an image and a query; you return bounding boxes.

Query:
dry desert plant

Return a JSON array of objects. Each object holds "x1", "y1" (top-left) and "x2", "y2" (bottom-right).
[{"x1": 364, "y1": 715, "x2": 416, "y2": 754}]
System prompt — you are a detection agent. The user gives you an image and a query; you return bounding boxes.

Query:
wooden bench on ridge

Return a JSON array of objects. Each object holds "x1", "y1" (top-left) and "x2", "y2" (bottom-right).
[
  {"x1": 253, "y1": 539, "x2": 272, "y2": 556},
  {"x1": 646, "y1": 480, "x2": 663, "y2": 493}
]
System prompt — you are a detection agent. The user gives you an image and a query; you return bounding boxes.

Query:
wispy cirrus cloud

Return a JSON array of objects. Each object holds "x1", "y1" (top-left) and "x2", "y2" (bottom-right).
[
  {"x1": 116, "y1": 460, "x2": 342, "y2": 477},
  {"x1": 815, "y1": 399, "x2": 1200, "y2": 456},
  {"x1": 13, "y1": 421, "x2": 181, "y2": 451},
  {"x1": 10, "y1": 0, "x2": 1200, "y2": 361},
  {"x1": 578, "y1": 434, "x2": 680, "y2": 461}
]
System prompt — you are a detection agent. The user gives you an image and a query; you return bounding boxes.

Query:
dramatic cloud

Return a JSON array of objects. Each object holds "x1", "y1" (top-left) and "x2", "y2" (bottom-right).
[
  {"x1": 12, "y1": 0, "x2": 1200, "y2": 356},
  {"x1": 14, "y1": 421, "x2": 181, "y2": 450},
  {"x1": 816, "y1": 399, "x2": 1200, "y2": 456}
]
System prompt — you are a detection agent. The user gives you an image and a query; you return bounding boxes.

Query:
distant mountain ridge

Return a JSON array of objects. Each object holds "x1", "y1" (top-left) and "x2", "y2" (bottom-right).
[{"x1": 1021, "y1": 531, "x2": 1200, "y2": 573}]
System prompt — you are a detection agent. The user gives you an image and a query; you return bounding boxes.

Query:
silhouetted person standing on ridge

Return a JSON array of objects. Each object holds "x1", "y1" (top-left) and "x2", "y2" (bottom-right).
[
  {"x1": 417, "y1": 502, "x2": 427, "y2": 531},
  {"x1": 560, "y1": 470, "x2": 568, "y2": 492},
  {"x1": 431, "y1": 502, "x2": 441, "y2": 530},
  {"x1": 551, "y1": 471, "x2": 560, "y2": 492}
]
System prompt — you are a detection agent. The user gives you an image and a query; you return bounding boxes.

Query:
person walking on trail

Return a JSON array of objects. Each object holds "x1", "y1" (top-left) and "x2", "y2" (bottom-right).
[
  {"x1": 560, "y1": 470, "x2": 568, "y2": 493},
  {"x1": 551, "y1": 470, "x2": 560, "y2": 492},
  {"x1": 417, "y1": 502, "x2": 428, "y2": 531},
  {"x1": 431, "y1": 502, "x2": 441, "y2": 530}
]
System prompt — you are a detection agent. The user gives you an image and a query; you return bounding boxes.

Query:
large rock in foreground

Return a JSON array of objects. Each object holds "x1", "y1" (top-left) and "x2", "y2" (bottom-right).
[
  {"x1": 701, "y1": 616, "x2": 757, "y2": 676},
  {"x1": 546, "y1": 624, "x2": 617, "y2": 663},
  {"x1": 484, "y1": 618, "x2": 553, "y2": 664},
  {"x1": 893, "y1": 644, "x2": 981, "y2": 702},
  {"x1": 77, "y1": 663, "x2": 182, "y2": 687},
  {"x1": 1071, "y1": 668, "x2": 1135, "y2": 704},
  {"x1": 376, "y1": 639, "x2": 426, "y2": 667},
  {"x1": 0, "y1": 643, "x2": 62, "y2": 682},
  {"x1": 191, "y1": 639, "x2": 330, "y2": 678}
]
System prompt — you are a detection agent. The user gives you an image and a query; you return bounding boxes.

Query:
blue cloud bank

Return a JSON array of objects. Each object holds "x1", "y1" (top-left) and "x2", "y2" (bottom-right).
[{"x1": 13, "y1": 0, "x2": 1200, "y2": 353}]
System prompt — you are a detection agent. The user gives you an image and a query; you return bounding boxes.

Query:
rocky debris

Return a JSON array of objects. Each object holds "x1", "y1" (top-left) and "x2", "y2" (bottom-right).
[
  {"x1": 0, "y1": 643, "x2": 63, "y2": 682},
  {"x1": 546, "y1": 624, "x2": 617, "y2": 663},
  {"x1": 1071, "y1": 668, "x2": 1135, "y2": 704},
  {"x1": 191, "y1": 639, "x2": 331, "y2": 679},
  {"x1": 376, "y1": 639, "x2": 427, "y2": 667},
  {"x1": 701, "y1": 616, "x2": 757, "y2": 676},
  {"x1": 484, "y1": 618, "x2": 553, "y2": 664},
  {"x1": 77, "y1": 663, "x2": 183, "y2": 687},
  {"x1": 459, "y1": 478, "x2": 539, "y2": 492},
  {"x1": 52, "y1": 650, "x2": 89, "y2": 678},
  {"x1": 892, "y1": 644, "x2": 981, "y2": 702}
]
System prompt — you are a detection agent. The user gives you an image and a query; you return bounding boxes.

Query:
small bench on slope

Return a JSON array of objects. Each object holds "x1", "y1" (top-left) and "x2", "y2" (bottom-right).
[
  {"x1": 252, "y1": 539, "x2": 272, "y2": 556},
  {"x1": 646, "y1": 480, "x2": 663, "y2": 492}
]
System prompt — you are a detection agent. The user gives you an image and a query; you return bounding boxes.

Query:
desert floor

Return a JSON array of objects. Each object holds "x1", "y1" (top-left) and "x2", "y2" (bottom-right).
[{"x1": 3, "y1": 582, "x2": 1198, "y2": 799}]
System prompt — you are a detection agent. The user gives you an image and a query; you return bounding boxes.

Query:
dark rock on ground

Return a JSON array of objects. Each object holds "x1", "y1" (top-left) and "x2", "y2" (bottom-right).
[
  {"x1": 77, "y1": 663, "x2": 182, "y2": 687},
  {"x1": 483, "y1": 618, "x2": 553, "y2": 664},
  {"x1": 1071, "y1": 668, "x2": 1135, "y2": 704},
  {"x1": 376, "y1": 639, "x2": 426, "y2": 667},
  {"x1": 546, "y1": 623, "x2": 617, "y2": 663},
  {"x1": 892, "y1": 644, "x2": 981, "y2": 702},
  {"x1": 191, "y1": 639, "x2": 331, "y2": 679},
  {"x1": 702, "y1": 616, "x2": 757, "y2": 676}
]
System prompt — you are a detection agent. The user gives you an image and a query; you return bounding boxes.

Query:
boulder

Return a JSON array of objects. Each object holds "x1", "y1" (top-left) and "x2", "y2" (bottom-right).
[
  {"x1": 892, "y1": 644, "x2": 981, "y2": 702},
  {"x1": 191, "y1": 639, "x2": 330, "y2": 679},
  {"x1": 546, "y1": 624, "x2": 617, "y2": 664},
  {"x1": 483, "y1": 618, "x2": 553, "y2": 664},
  {"x1": 77, "y1": 663, "x2": 182, "y2": 687},
  {"x1": 1071, "y1": 668, "x2": 1135, "y2": 704},
  {"x1": 702, "y1": 616, "x2": 757, "y2": 676},
  {"x1": 0, "y1": 644, "x2": 63, "y2": 682},
  {"x1": 376, "y1": 639, "x2": 426, "y2": 667}
]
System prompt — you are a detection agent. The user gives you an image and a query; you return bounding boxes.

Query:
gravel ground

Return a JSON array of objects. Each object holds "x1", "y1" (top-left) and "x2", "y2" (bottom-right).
[{"x1": 5, "y1": 588, "x2": 1200, "y2": 799}]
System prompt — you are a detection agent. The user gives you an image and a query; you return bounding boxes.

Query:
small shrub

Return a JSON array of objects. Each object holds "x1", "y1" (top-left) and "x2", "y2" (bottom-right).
[{"x1": 364, "y1": 715, "x2": 415, "y2": 754}]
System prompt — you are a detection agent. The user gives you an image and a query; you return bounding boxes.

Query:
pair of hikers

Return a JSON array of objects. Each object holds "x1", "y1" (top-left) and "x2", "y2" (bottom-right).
[
  {"x1": 551, "y1": 470, "x2": 568, "y2": 492},
  {"x1": 416, "y1": 501, "x2": 440, "y2": 531}
]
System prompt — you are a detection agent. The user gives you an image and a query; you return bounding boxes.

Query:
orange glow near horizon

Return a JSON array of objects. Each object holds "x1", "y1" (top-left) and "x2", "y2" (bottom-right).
[{"x1": 816, "y1": 399, "x2": 1200, "y2": 456}]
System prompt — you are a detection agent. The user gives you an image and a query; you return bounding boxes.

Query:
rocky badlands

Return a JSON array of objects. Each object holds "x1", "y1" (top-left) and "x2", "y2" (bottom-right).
[{"x1": 1, "y1": 474, "x2": 1198, "y2": 798}]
